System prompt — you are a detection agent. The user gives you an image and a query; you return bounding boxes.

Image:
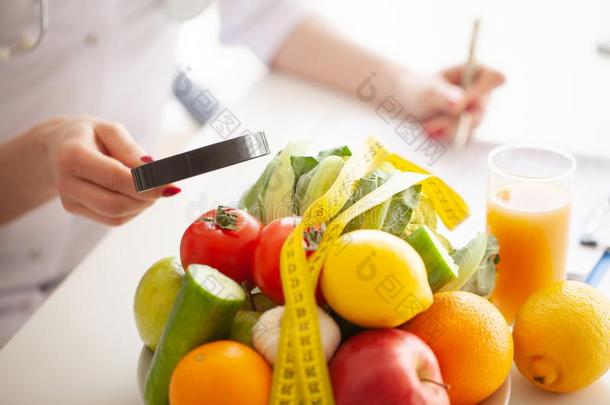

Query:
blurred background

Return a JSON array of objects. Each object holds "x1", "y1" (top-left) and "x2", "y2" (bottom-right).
[{"x1": 163, "y1": 0, "x2": 610, "y2": 157}]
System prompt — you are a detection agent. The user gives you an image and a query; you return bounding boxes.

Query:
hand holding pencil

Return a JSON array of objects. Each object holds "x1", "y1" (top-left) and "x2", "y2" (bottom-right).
[{"x1": 413, "y1": 20, "x2": 505, "y2": 143}]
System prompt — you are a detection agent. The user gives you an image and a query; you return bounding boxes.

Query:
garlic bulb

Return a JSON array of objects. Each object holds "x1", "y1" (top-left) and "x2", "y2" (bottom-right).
[{"x1": 252, "y1": 306, "x2": 341, "y2": 364}]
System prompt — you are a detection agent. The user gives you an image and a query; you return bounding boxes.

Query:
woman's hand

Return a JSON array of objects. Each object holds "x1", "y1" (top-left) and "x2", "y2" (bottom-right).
[
  {"x1": 397, "y1": 65, "x2": 505, "y2": 139},
  {"x1": 39, "y1": 116, "x2": 180, "y2": 226},
  {"x1": 271, "y1": 17, "x2": 503, "y2": 141}
]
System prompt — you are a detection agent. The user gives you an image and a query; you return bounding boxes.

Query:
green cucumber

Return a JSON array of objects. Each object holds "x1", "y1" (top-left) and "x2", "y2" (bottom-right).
[
  {"x1": 144, "y1": 264, "x2": 245, "y2": 405},
  {"x1": 406, "y1": 225, "x2": 458, "y2": 291},
  {"x1": 228, "y1": 310, "x2": 262, "y2": 348}
]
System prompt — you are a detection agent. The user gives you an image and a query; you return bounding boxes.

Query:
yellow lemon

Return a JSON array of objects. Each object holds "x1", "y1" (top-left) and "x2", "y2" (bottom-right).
[
  {"x1": 321, "y1": 229, "x2": 432, "y2": 328},
  {"x1": 513, "y1": 280, "x2": 610, "y2": 393}
]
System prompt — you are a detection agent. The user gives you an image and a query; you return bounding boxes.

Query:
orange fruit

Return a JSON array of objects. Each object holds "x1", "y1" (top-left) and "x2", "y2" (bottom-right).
[
  {"x1": 402, "y1": 291, "x2": 513, "y2": 405},
  {"x1": 169, "y1": 340, "x2": 271, "y2": 405}
]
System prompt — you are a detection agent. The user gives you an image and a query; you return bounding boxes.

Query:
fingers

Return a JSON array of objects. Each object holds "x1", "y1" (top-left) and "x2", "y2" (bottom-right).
[
  {"x1": 463, "y1": 68, "x2": 505, "y2": 106},
  {"x1": 423, "y1": 107, "x2": 485, "y2": 141},
  {"x1": 434, "y1": 81, "x2": 465, "y2": 116},
  {"x1": 57, "y1": 176, "x2": 154, "y2": 219},
  {"x1": 441, "y1": 66, "x2": 464, "y2": 85},
  {"x1": 93, "y1": 121, "x2": 147, "y2": 169},
  {"x1": 423, "y1": 115, "x2": 454, "y2": 138},
  {"x1": 51, "y1": 117, "x2": 183, "y2": 227},
  {"x1": 60, "y1": 197, "x2": 138, "y2": 227},
  {"x1": 56, "y1": 140, "x2": 173, "y2": 201},
  {"x1": 441, "y1": 65, "x2": 504, "y2": 113},
  {"x1": 92, "y1": 120, "x2": 181, "y2": 197}
]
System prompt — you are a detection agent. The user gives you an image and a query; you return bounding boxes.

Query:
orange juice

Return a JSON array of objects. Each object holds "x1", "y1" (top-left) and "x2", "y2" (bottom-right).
[{"x1": 488, "y1": 183, "x2": 571, "y2": 323}]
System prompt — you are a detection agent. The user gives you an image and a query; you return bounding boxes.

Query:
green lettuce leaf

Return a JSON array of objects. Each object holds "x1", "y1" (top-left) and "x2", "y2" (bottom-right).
[
  {"x1": 317, "y1": 146, "x2": 352, "y2": 160},
  {"x1": 239, "y1": 153, "x2": 279, "y2": 220},
  {"x1": 290, "y1": 145, "x2": 352, "y2": 213},
  {"x1": 438, "y1": 233, "x2": 487, "y2": 293},
  {"x1": 405, "y1": 193, "x2": 438, "y2": 232},
  {"x1": 459, "y1": 235, "x2": 500, "y2": 297},
  {"x1": 262, "y1": 141, "x2": 309, "y2": 223},
  {"x1": 341, "y1": 164, "x2": 394, "y2": 232},
  {"x1": 290, "y1": 155, "x2": 319, "y2": 195},
  {"x1": 295, "y1": 155, "x2": 345, "y2": 215},
  {"x1": 290, "y1": 156, "x2": 319, "y2": 179},
  {"x1": 382, "y1": 185, "x2": 421, "y2": 236},
  {"x1": 438, "y1": 233, "x2": 500, "y2": 298}
]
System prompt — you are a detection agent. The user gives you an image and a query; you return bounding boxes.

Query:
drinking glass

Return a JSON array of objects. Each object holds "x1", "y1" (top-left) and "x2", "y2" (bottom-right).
[{"x1": 487, "y1": 145, "x2": 576, "y2": 323}]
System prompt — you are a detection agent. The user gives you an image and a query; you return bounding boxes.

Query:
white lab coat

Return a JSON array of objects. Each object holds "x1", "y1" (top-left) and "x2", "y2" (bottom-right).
[{"x1": 0, "y1": 0, "x2": 310, "y2": 346}]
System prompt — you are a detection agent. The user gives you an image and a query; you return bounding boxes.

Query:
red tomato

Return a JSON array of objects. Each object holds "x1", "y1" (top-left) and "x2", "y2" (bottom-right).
[
  {"x1": 180, "y1": 206, "x2": 262, "y2": 284},
  {"x1": 252, "y1": 216, "x2": 324, "y2": 304}
]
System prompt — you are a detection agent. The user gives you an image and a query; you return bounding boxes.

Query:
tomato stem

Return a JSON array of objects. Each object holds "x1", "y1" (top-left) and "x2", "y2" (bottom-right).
[
  {"x1": 201, "y1": 206, "x2": 239, "y2": 230},
  {"x1": 304, "y1": 224, "x2": 325, "y2": 252}
]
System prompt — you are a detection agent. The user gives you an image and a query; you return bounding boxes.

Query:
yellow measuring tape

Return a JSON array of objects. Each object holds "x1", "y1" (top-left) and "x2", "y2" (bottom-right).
[
  {"x1": 270, "y1": 137, "x2": 469, "y2": 404},
  {"x1": 386, "y1": 153, "x2": 469, "y2": 230}
]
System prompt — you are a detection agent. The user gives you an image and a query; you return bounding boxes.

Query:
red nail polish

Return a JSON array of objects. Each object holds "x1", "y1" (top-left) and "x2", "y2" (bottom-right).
[
  {"x1": 162, "y1": 186, "x2": 181, "y2": 197},
  {"x1": 140, "y1": 155, "x2": 154, "y2": 163},
  {"x1": 429, "y1": 129, "x2": 445, "y2": 138}
]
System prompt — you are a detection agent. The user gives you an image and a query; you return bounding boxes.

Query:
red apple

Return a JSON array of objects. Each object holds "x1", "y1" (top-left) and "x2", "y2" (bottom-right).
[{"x1": 329, "y1": 329, "x2": 449, "y2": 405}]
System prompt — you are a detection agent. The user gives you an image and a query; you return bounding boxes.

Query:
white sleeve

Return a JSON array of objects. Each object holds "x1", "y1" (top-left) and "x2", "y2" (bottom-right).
[{"x1": 217, "y1": 0, "x2": 315, "y2": 65}]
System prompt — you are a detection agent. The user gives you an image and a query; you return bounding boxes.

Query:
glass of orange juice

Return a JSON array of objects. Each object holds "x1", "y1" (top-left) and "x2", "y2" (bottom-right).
[{"x1": 487, "y1": 145, "x2": 576, "y2": 324}]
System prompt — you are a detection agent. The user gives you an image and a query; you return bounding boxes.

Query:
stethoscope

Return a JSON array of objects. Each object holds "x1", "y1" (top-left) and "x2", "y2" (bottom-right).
[
  {"x1": 0, "y1": 0, "x2": 48, "y2": 60},
  {"x1": 0, "y1": 0, "x2": 212, "y2": 60}
]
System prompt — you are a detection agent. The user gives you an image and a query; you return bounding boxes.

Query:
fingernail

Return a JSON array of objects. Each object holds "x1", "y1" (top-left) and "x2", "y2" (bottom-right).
[
  {"x1": 162, "y1": 186, "x2": 181, "y2": 197},
  {"x1": 140, "y1": 155, "x2": 154, "y2": 163},
  {"x1": 429, "y1": 129, "x2": 445, "y2": 138}
]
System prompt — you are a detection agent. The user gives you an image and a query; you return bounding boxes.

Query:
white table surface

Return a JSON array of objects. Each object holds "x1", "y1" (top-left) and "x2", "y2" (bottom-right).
[{"x1": 0, "y1": 74, "x2": 608, "y2": 404}]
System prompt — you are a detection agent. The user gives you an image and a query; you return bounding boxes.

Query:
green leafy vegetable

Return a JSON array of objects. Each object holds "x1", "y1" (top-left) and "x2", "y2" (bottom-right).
[
  {"x1": 263, "y1": 141, "x2": 310, "y2": 223},
  {"x1": 459, "y1": 235, "x2": 499, "y2": 297},
  {"x1": 239, "y1": 142, "x2": 309, "y2": 223},
  {"x1": 317, "y1": 146, "x2": 352, "y2": 160},
  {"x1": 382, "y1": 185, "x2": 421, "y2": 236},
  {"x1": 336, "y1": 163, "x2": 423, "y2": 235},
  {"x1": 241, "y1": 144, "x2": 352, "y2": 219},
  {"x1": 290, "y1": 156, "x2": 319, "y2": 186},
  {"x1": 341, "y1": 163, "x2": 394, "y2": 232},
  {"x1": 438, "y1": 233, "x2": 487, "y2": 293},
  {"x1": 403, "y1": 193, "x2": 453, "y2": 250},
  {"x1": 405, "y1": 194, "x2": 437, "y2": 232},
  {"x1": 295, "y1": 155, "x2": 345, "y2": 215},
  {"x1": 438, "y1": 233, "x2": 499, "y2": 297},
  {"x1": 239, "y1": 154, "x2": 279, "y2": 220}
]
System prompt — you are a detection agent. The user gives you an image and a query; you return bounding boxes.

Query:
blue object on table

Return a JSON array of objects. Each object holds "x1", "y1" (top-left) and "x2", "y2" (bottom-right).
[
  {"x1": 585, "y1": 248, "x2": 610, "y2": 287},
  {"x1": 580, "y1": 195, "x2": 610, "y2": 248},
  {"x1": 172, "y1": 69, "x2": 221, "y2": 125}
]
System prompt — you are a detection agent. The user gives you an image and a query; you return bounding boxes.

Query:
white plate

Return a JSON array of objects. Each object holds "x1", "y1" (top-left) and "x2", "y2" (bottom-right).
[
  {"x1": 136, "y1": 346, "x2": 153, "y2": 397},
  {"x1": 137, "y1": 346, "x2": 511, "y2": 404}
]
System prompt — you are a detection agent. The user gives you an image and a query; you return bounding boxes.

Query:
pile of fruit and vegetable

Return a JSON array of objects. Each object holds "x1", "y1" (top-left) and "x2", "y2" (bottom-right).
[{"x1": 134, "y1": 138, "x2": 610, "y2": 405}]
